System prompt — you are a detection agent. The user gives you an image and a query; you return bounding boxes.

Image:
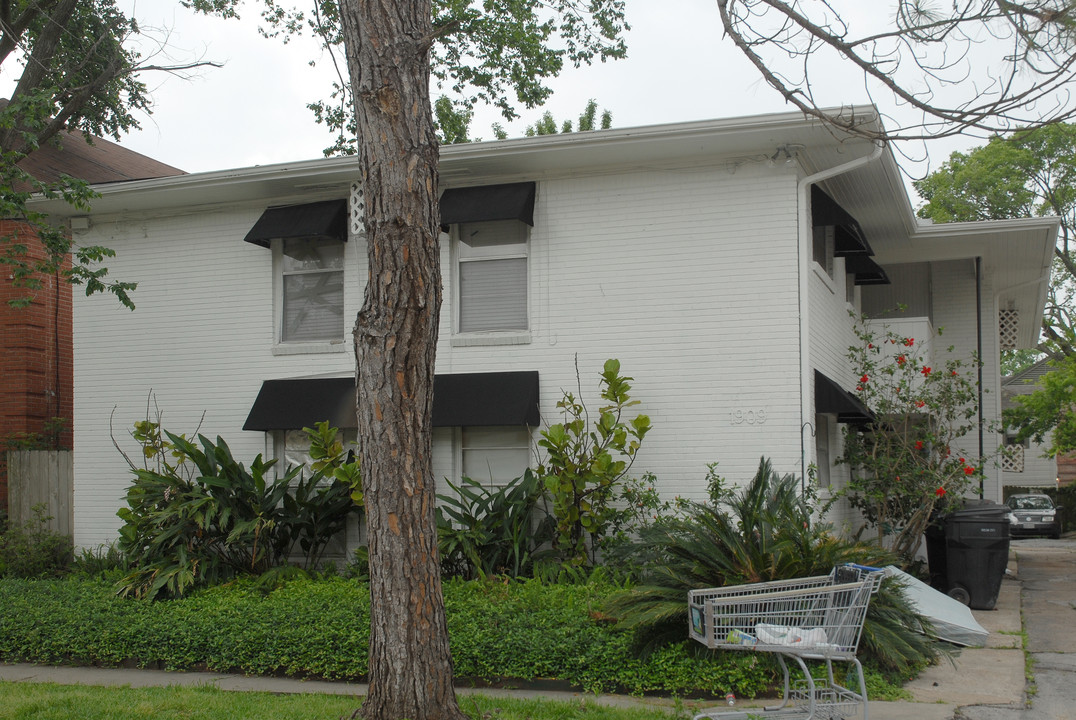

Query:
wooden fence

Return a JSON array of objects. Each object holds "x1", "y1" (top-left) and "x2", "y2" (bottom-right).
[{"x1": 6, "y1": 450, "x2": 73, "y2": 537}]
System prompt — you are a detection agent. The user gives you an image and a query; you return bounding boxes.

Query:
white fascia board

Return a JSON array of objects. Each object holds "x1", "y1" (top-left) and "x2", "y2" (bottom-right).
[
  {"x1": 878, "y1": 216, "x2": 1058, "y2": 264},
  {"x1": 31, "y1": 107, "x2": 884, "y2": 219}
]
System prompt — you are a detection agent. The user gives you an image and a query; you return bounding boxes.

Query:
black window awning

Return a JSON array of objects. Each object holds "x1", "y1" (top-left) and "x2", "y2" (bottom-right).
[
  {"x1": 243, "y1": 199, "x2": 348, "y2": 248},
  {"x1": 845, "y1": 254, "x2": 890, "y2": 285},
  {"x1": 440, "y1": 182, "x2": 536, "y2": 227},
  {"x1": 815, "y1": 370, "x2": 875, "y2": 425},
  {"x1": 243, "y1": 371, "x2": 540, "y2": 431},
  {"x1": 243, "y1": 377, "x2": 356, "y2": 431},
  {"x1": 812, "y1": 186, "x2": 872, "y2": 257},
  {"x1": 433, "y1": 371, "x2": 540, "y2": 427}
]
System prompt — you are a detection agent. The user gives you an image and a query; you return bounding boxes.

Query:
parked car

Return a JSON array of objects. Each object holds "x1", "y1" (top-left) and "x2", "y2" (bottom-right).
[{"x1": 1006, "y1": 494, "x2": 1062, "y2": 539}]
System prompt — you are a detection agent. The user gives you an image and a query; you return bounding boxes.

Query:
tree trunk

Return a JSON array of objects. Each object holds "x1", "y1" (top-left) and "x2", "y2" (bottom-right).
[{"x1": 339, "y1": 2, "x2": 463, "y2": 720}]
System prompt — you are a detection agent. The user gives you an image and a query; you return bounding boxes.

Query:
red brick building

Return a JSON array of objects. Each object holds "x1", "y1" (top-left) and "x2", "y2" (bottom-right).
[{"x1": 1, "y1": 132, "x2": 183, "y2": 509}]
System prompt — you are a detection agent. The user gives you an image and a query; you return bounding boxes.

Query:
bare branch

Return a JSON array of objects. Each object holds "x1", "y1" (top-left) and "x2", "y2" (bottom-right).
[{"x1": 717, "y1": 0, "x2": 1076, "y2": 141}]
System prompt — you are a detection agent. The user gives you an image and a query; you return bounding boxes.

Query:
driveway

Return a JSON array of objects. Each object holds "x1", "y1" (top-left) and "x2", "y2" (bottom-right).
[{"x1": 957, "y1": 536, "x2": 1076, "y2": 720}]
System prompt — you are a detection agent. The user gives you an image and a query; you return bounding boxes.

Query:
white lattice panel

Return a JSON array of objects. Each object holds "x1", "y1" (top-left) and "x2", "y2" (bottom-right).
[
  {"x1": 350, "y1": 181, "x2": 365, "y2": 235},
  {"x1": 999, "y1": 308, "x2": 1018, "y2": 351},
  {"x1": 1001, "y1": 443, "x2": 1025, "y2": 473}
]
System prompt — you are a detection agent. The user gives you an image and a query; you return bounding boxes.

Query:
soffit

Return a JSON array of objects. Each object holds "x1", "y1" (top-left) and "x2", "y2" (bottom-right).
[{"x1": 816, "y1": 150, "x2": 1056, "y2": 349}]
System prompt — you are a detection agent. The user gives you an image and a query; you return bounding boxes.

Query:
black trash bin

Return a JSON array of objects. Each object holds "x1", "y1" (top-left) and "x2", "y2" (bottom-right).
[
  {"x1": 924, "y1": 521, "x2": 948, "y2": 591},
  {"x1": 940, "y1": 500, "x2": 1011, "y2": 610}
]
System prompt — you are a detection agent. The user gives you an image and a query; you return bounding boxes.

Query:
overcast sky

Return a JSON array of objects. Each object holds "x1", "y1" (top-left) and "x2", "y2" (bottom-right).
[{"x1": 20, "y1": 1, "x2": 995, "y2": 178}]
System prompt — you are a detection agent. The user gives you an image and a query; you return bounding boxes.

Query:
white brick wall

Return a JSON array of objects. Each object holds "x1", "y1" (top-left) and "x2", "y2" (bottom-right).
[{"x1": 71, "y1": 162, "x2": 842, "y2": 546}]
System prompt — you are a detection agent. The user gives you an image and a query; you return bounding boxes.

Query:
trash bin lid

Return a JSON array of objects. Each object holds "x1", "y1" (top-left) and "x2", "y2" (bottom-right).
[{"x1": 947, "y1": 499, "x2": 1009, "y2": 520}]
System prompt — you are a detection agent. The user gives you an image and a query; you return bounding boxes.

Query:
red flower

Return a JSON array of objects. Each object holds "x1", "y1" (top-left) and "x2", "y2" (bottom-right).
[
  {"x1": 860, "y1": 374, "x2": 869, "y2": 383},
  {"x1": 904, "y1": 338, "x2": 915, "y2": 347},
  {"x1": 856, "y1": 385, "x2": 863, "y2": 391},
  {"x1": 914, "y1": 440, "x2": 924, "y2": 450},
  {"x1": 958, "y1": 457, "x2": 965, "y2": 464},
  {"x1": 964, "y1": 466, "x2": 975, "y2": 475},
  {"x1": 897, "y1": 355, "x2": 906, "y2": 365},
  {"x1": 935, "y1": 487, "x2": 946, "y2": 497},
  {"x1": 868, "y1": 343, "x2": 874, "y2": 349},
  {"x1": 951, "y1": 370, "x2": 958, "y2": 376},
  {"x1": 915, "y1": 400, "x2": 926, "y2": 408},
  {"x1": 921, "y1": 367, "x2": 932, "y2": 377}
]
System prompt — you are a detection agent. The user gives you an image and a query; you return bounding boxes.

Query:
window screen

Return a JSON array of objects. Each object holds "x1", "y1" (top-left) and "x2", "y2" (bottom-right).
[
  {"x1": 461, "y1": 426, "x2": 531, "y2": 487},
  {"x1": 281, "y1": 237, "x2": 344, "y2": 342}
]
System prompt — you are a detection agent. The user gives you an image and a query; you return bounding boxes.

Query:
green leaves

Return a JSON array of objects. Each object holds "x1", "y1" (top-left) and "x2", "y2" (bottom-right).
[
  {"x1": 436, "y1": 470, "x2": 554, "y2": 579},
  {"x1": 916, "y1": 123, "x2": 1076, "y2": 358},
  {"x1": 836, "y1": 312, "x2": 987, "y2": 561},
  {"x1": 201, "y1": 1, "x2": 627, "y2": 153},
  {"x1": 537, "y1": 359, "x2": 651, "y2": 566},
  {"x1": 1004, "y1": 353, "x2": 1076, "y2": 457},
  {"x1": 117, "y1": 423, "x2": 361, "y2": 599}
]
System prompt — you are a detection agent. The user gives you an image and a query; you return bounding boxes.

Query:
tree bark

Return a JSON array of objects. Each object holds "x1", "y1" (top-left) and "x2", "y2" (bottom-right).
[{"x1": 339, "y1": 2, "x2": 463, "y2": 720}]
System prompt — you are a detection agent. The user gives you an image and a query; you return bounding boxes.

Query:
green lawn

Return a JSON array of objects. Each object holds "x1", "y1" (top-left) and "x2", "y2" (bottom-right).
[{"x1": 0, "y1": 682, "x2": 681, "y2": 720}]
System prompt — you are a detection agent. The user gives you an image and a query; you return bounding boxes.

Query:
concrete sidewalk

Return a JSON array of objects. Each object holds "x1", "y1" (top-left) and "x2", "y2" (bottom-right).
[{"x1": 0, "y1": 570, "x2": 1027, "y2": 720}]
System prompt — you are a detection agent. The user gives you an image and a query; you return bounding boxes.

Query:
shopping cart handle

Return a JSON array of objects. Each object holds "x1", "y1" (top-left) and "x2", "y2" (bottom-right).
[{"x1": 844, "y1": 563, "x2": 883, "y2": 572}]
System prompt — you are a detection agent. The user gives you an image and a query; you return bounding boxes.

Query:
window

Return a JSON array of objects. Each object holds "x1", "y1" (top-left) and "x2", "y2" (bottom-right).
[
  {"x1": 279, "y1": 237, "x2": 344, "y2": 342},
  {"x1": 456, "y1": 220, "x2": 528, "y2": 333},
  {"x1": 276, "y1": 427, "x2": 358, "y2": 474},
  {"x1": 812, "y1": 225, "x2": 835, "y2": 279},
  {"x1": 461, "y1": 426, "x2": 531, "y2": 487},
  {"x1": 815, "y1": 414, "x2": 833, "y2": 488}
]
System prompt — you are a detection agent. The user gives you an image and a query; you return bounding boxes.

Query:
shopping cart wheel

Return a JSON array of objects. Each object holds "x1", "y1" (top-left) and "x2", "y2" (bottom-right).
[{"x1": 948, "y1": 586, "x2": 971, "y2": 606}]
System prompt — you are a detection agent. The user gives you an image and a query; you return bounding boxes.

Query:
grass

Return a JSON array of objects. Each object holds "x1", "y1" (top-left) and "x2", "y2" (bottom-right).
[{"x1": 0, "y1": 682, "x2": 681, "y2": 720}]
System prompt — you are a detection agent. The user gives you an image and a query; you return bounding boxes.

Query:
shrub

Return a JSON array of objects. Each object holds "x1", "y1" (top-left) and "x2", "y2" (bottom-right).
[
  {"x1": 537, "y1": 359, "x2": 651, "y2": 566},
  {"x1": 0, "y1": 504, "x2": 72, "y2": 578},
  {"x1": 437, "y1": 470, "x2": 554, "y2": 579},
  {"x1": 607, "y1": 458, "x2": 943, "y2": 676},
  {"x1": 837, "y1": 312, "x2": 986, "y2": 561},
  {"x1": 116, "y1": 422, "x2": 360, "y2": 599},
  {"x1": 70, "y1": 542, "x2": 130, "y2": 579},
  {"x1": 0, "y1": 574, "x2": 778, "y2": 697}
]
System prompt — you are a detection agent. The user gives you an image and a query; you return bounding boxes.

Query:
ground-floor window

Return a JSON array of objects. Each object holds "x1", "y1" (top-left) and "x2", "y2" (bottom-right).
[
  {"x1": 815, "y1": 413, "x2": 834, "y2": 488},
  {"x1": 461, "y1": 426, "x2": 532, "y2": 487}
]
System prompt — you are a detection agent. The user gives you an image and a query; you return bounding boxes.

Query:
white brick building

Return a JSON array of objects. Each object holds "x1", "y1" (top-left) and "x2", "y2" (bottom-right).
[{"x1": 34, "y1": 109, "x2": 1056, "y2": 547}]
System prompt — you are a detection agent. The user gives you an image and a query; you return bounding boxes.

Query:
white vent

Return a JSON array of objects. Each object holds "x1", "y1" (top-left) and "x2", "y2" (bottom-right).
[
  {"x1": 999, "y1": 308, "x2": 1019, "y2": 351},
  {"x1": 350, "y1": 181, "x2": 366, "y2": 235},
  {"x1": 1001, "y1": 443, "x2": 1025, "y2": 473}
]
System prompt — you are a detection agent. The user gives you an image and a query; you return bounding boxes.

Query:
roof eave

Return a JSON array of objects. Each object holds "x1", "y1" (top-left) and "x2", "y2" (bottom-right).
[{"x1": 29, "y1": 107, "x2": 884, "y2": 219}]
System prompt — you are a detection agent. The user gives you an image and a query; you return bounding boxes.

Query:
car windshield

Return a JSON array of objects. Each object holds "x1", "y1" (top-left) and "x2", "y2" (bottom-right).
[{"x1": 1010, "y1": 496, "x2": 1053, "y2": 510}]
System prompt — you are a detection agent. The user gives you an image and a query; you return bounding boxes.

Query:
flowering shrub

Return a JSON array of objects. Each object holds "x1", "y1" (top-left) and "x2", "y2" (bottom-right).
[{"x1": 836, "y1": 313, "x2": 986, "y2": 561}]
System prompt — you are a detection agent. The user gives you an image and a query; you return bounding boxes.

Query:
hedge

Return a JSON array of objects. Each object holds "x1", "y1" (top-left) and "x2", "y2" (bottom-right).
[{"x1": 0, "y1": 575, "x2": 774, "y2": 698}]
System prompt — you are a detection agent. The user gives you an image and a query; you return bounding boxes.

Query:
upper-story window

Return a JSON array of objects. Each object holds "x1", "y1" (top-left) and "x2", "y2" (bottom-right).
[
  {"x1": 439, "y1": 182, "x2": 536, "y2": 338},
  {"x1": 457, "y1": 220, "x2": 528, "y2": 333},
  {"x1": 280, "y1": 237, "x2": 345, "y2": 342},
  {"x1": 243, "y1": 199, "x2": 349, "y2": 350}
]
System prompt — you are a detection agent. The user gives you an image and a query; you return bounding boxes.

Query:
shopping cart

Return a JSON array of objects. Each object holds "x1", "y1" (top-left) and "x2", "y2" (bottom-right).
[{"x1": 688, "y1": 564, "x2": 884, "y2": 720}]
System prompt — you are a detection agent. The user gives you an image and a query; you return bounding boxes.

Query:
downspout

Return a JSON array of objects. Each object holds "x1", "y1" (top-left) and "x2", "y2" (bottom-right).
[
  {"x1": 797, "y1": 141, "x2": 885, "y2": 488},
  {"x1": 976, "y1": 257, "x2": 984, "y2": 499}
]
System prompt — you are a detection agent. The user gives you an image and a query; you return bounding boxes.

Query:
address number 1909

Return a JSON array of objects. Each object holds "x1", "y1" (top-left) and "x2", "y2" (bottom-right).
[{"x1": 730, "y1": 409, "x2": 767, "y2": 425}]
